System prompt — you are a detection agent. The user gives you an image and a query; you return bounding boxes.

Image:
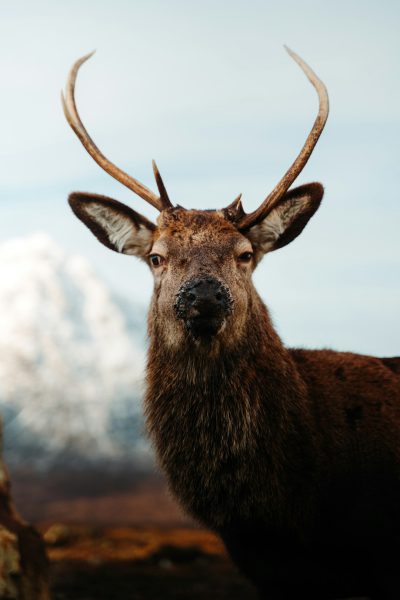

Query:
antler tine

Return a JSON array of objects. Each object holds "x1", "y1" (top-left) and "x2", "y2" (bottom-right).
[
  {"x1": 234, "y1": 47, "x2": 329, "y2": 230},
  {"x1": 61, "y1": 52, "x2": 166, "y2": 212},
  {"x1": 223, "y1": 194, "x2": 244, "y2": 221},
  {"x1": 152, "y1": 160, "x2": 173, "y2": 210}
]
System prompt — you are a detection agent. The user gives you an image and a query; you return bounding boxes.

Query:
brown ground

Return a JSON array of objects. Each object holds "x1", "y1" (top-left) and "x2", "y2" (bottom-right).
[
  {"x1": 12, "y1": 471, "x2": 257, "y2": 598},
  {"x1": 43, "y1": 525, "x2": 258, "y2": 600}
]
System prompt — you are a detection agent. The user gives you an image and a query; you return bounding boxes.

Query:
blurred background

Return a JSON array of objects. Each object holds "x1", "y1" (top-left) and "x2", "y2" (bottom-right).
[{"x1": 0, "y1": 2, "x2": 399, "y2": 595}]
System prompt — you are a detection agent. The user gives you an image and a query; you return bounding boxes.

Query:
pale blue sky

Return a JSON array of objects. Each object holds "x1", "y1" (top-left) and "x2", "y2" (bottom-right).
[{"x1": 1, "y1": 0, "x2": 399, "y2": 355}]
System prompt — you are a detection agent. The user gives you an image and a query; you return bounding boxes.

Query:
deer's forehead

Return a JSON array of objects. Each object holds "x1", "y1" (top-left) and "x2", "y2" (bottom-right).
[{"x1": 154, "y1": 209, "x2": 245, "y2": 252}]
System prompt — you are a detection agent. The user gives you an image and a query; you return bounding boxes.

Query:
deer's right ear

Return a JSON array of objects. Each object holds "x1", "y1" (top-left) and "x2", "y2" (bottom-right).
[{"x1": 68, "y1": 192, "x2": 156, "y2": 260}]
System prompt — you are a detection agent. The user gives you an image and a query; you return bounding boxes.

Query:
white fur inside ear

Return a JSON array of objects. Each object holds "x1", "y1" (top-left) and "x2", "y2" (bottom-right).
[
  {"x1": 85, "y1": 204, "x2": 153, "y2": 257},
  {"x1": 248, "y1": 196, "x2": 311, "y2": 257}
]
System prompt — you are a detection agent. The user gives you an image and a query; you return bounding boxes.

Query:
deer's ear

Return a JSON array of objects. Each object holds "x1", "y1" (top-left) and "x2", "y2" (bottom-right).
[
  {"x1": 245, "y1": 183, "x2": 323, "y2": 262},
  {"x1": 68, "y1": 192, "x2": 156, "y2": 260}
]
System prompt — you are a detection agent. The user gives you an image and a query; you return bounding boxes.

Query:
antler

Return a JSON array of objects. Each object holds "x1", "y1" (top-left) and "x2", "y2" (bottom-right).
[
  {"x1": 230, "y1": 47, "x2": 329, "y2": 230},
  {"x1": 61, "y1": 52, "x2": 173, "y2": 212}
]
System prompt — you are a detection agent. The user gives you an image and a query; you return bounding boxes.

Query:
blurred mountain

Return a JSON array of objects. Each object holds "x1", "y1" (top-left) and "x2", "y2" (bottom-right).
[{"x1": 0, "y1": 233, "x2": 151, "y2": 472}]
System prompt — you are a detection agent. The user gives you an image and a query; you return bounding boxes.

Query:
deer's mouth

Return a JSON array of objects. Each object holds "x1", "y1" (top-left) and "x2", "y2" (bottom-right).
[{"x1": 184, "y1": 314, "x2": 226, "y2": 340}]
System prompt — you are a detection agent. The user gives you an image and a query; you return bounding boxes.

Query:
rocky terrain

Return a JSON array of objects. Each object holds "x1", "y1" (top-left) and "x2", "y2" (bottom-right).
[{"x1": 0, "y1": 423, "x2": 49, "y2": 598}]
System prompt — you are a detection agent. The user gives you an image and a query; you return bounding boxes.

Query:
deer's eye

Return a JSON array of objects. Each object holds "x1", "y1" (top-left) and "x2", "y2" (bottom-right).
[
  {"x1": 149, "y1": 254, "x2": 165, "y2": 267},
  {"x1": 238, "y1": 251, "x2": 253, "y2": 263}
]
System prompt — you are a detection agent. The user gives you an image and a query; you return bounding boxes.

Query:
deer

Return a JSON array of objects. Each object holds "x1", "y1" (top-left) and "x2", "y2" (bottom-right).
[{"x1": 62, "y1": 48, "x2": 400, "y2": 600}]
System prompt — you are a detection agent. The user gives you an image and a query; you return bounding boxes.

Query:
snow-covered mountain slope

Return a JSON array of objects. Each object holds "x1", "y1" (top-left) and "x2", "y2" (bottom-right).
[{"x1": 0, "y1": 233, "x2": 149, "y2": 470}]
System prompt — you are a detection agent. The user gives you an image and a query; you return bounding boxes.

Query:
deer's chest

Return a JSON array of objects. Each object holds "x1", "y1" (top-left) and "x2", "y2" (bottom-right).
[{"x1": 150, "y1": 392, "x2": 272, "y2": 527}]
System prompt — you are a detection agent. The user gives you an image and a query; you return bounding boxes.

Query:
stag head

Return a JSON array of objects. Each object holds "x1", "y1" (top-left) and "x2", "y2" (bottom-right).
[{"x1": 63, "y1": 48, "x2": 328, "y2": 347}]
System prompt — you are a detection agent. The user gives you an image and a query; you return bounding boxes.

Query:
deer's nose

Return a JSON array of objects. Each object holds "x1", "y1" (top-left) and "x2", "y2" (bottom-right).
[
  {"x1": 174, "y1": 277, "x2": 233, "y2": 336},
  {"x1": 184, "y1": 278, "x2": 226, "y2": 312}
]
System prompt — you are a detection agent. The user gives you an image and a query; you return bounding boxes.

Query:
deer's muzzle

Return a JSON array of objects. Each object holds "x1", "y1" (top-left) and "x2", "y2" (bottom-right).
[{"x1": 174, "y1": 277, "x2": 233, "y2": 339}]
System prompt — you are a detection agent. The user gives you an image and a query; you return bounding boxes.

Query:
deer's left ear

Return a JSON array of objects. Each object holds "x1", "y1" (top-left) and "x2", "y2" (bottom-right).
[{"x1": 244, "y1": 182, "x2": 323, "y2": 262}]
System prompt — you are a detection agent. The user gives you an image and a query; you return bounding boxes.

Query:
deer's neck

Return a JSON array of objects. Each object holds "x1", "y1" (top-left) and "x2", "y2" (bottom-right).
[{"x1": 145, "y1": 297, "x2": 315, "y2": 529}]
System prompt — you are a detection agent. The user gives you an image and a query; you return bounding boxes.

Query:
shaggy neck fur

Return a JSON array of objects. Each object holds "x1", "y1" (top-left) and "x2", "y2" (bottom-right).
[{"x1": 145, "y1": 291, "x2": 318, "y2": 531}]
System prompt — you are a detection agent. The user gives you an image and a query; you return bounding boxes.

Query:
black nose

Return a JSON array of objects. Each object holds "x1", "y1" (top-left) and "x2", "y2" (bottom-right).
[
  {"x1": 184, "y1": 278, "x2": 227, "y2": 313},
  {"x1": 174, "y1": 276, "x2": 233, "y2": 339}
]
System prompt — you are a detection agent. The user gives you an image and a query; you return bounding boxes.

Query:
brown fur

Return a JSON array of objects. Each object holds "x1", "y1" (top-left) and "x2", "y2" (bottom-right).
[
  {"x1": 145, "y1": 210, "x2": 399, "y2": 599},
  {"x1": 69, "y1": 185, "x2": 400, "y2": 599}
]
